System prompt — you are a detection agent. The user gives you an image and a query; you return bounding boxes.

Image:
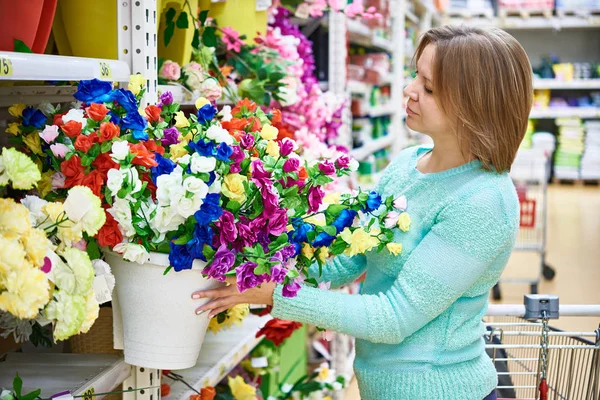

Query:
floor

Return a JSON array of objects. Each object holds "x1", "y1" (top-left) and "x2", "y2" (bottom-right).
[{"x1": 344, "y1": 184, "x2": 600, "y2": 399}]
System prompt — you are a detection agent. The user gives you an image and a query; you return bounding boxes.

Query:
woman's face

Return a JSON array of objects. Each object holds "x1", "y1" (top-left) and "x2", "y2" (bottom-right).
[{"x1": 404, "y1": 44, "x2": 452, "y2": 138}]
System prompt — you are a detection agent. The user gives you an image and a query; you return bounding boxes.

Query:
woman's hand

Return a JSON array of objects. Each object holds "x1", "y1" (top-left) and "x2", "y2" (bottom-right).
[{"x1": 192, "y1": 276, "x2": 276, "y2": 317}]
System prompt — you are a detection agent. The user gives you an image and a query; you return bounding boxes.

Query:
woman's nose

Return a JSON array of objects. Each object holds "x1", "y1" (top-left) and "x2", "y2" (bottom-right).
[{"x1": 404, "y1": 79, "x2": 418, "y2": 102}]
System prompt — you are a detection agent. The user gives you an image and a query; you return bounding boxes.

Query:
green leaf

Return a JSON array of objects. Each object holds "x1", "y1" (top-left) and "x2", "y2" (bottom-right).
[
  {"x1": 270, "y1": 72, "x2": 286, "y2": 82},
  {"x1": 163, "y1": 266, "x2": 172, "y2": 275},
  {"x1": 203, "y1": 245, "x2": 216, "y2": 261},
  {"x1": 203, "y1": 26, "x2": 217, "y2": 47},
  {"x1": 13, "y1": 373, "x2": 22, "y2": 397},
  {"x1": 325, "y1": 204, "x2": 345, "y2": 218},
  {"x1": 86, "y1": 240, "x2": 101, "y2": 260},
  {"x1": 13, "y1": 39, "x2": 33, "y2": 53},
  {"x1": 164, "y1": 21, "x2": 175, "y2": 47},
  {"x1": 306, "y1": 230, "x2": 317, "y2": 242},
  {"x1": 263, "y1": 92, "x2": 271, "y2": 106},
  {"x1": 254, "y1": 263, "x2": 270, "y2": 275},
  {"x1": 199, "y1": 10, "x2": 209, "y2": 25},
  {"x1": 217, "y1": 311, "x2": 227, "y2": 323},
  {"x1": 89, "y1": 143, "x2": 101, "y2": 158},
  {"x1": 21, "y1": 389, "x2": 42, "y2": 400},
  {"x1": 330, "y1": 239, "x2": 348, "y2": 255},
  {"x1": 101, "y1": 140, "x2": 113, "y2": 153},
  {"x1": 258, "y1": 68, "x2": 267, "y2": 81},
  {"x1": 323, "y1": 225, "x2": 337, "y2": 236},
  {"x1": 192, "y1": 30, "x2": 201, "y2": 49},
  {"x1": 166, "y1": 7, "x2": 177, "y2": 23},
  {"x1": 358, "y1": 192, "x2": 369, "y2": 202},
  {"x1": 176, "y1": 11, "x2": 189, "y2": 28},
  {"x1": 81, "y1": 155, "x2": 93, "y2": 167},
  {"x1": 225, "y1": 200, "x2": 241, "y2": 213},
  {"x1": 304, "y1": 277, "x2": 319, "y2": 287},
  {"x1": 366, "y1": 218, "x2": 376, "y2": 231}
]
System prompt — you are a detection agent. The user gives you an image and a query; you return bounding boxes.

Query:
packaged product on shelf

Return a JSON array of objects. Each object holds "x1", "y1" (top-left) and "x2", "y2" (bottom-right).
[{"x1": 581, "y1": 120, "x2": 600, "y2": 180}]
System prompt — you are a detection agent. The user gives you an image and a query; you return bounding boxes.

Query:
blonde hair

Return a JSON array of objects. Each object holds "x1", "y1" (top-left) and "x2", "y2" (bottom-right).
[{"x1": 414, "y1": 26, "x2": 533, "y2": 172}]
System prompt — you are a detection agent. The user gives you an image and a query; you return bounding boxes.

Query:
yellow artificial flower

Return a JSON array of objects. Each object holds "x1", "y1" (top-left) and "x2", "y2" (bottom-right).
[
  {"x1": 208, "y1": 303, "x2": 249, "y2": 333},
  {"x1": 42, "y1": 202, "x2": 83, "y2": 245},
  {"x1": 324, "y1": 397, "x2": 333, "y2": 400},
  {"x1": 323, "y1": 192, "x2": 341, "y2": 205},
  {"x1": 22, "y1": 228, "x2": 51, "y2": 267},
  {"x1": 170, "y1": 143, "x2": 189, "y2": 161},
  {"x1": 386, "y1": 242, "x2": 403, "y2": 256},
  {"x1": 128, "y1": 74, "x2": 146, "y2": 95},
  {"x1": 0, "y1": 199, "x2": 32, "y2": 236},
  {"x1": 227, "y1": 376, "x2": 257, "y2": 400},
  {"x1": 38, "y1": 171, "x2": 54, "y2": 198},
  {"x1": 174, "y1": 111, "x2": 190, "y2": 128},
  {"x1": 79, "y1": 290, "x2": 100, "y2": 334},
  {"x1": 1, "y1": 148, "x2": 41, "y2": 190},
  {"x1": 0, "y1": 234, "x2": 28, "y2": 276},
  {"x1": 5, "y1": 122, "x2": 21, "y2": 135},
  {"x1": 301, "y1": 243, "x2": 315, "y2": 260},
  {"x1": 317, "y1": 247, "x2": 329, "y2": 264},
  {"x1": 260, "y1": 124, "x2": 278, "y2": 141},
  {"x1": 23, "y1": 132, "x2": 43, "y2": 155},
  {"x1": 64, "y1": 186, "x2": 106, "y2": 236},
  {"x1": 0, "y1": 267, "x2": 51, "y2": 319},
  {"x1": 195, "y1": 97, "x2": 210, "y2": 109},
  {"x1": 340, "y1": 227, "x2": 379, "y2": 257},
  {"x1": 44, "y1": 290, "x2": 86, "y2": 341},
  {"x1": 42, "y1": 202, "x2": 65, "y2": 225},
  {"x1": 265, "y1": 140, "x2": 279, "y2": 157},
  {"x1": 8, "y1": 103, "x2": 26, "y2": 117},
  {"x1": 179, "y1": 132, "x2": 193, "y2": 143},
  {"x1": 397, "y1": 212, "x2": 411, "y2": 232},
  {"x1": 317, "y1": 365, "x2": 331, "y2": 382},
  {"x1": 222, "y1": 173, "x2": 248, "y2": 203},
  {"x1": 305, "y1": 214, "x2": 326, "y2": 226}
]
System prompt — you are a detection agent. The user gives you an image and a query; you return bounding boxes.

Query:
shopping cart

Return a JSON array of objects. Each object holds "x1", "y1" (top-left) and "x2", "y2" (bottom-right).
[
  {"x1": 493, "y1": 150, "x2": 556, "y2": 300},
  {"x1": 485, "y1": 295, "x2": 600, "y2": 400}
]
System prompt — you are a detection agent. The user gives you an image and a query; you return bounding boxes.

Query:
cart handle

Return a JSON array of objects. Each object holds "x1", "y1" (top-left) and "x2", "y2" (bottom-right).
[{"x1": 487, "y1": 304, "x2": 600, "y2": 317}]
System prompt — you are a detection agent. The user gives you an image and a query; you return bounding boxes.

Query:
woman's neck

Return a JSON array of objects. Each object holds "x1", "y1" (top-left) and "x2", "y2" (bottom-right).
[{"x1": 417, "y1": 138, "x2": 472, "y2": 174}]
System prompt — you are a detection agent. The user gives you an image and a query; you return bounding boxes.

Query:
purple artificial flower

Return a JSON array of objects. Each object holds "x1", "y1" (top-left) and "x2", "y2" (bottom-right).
[
  {"x1": 308, "y1": 186, "x2": 325, "y2": 213},
  {"x1": 270, "y1": 263, "x2": 288, "y2": 284},
  {"x1": 282, "y1": 279, "x2": 302, "y2": 298},
  {"x1": 230, "y1": 145, "x2": 245, "y2": 164},
  {"x1": 318, "y1": 160, "x2": 336, "y2": 176},
  {"x1": 202, "y1": 245, "x2": 235, "y2": 281},
  {"x1": 283, "y1": 158, "x2": 300, "y2": 173},
  {"x1": 240, "y1": 134, "x2": 255, "y2": 149},
  {"x1": 238, "y1": 217, "x2": 258, "y2": 247},
  {"x1": 267, "y1": 208, "x2": 289, "y2": 236},
  {"x1": 281, "y1": 245, "x2": 296, "y2": 260},
  {"x1": 256, "y1": 230, "x2": 271, "y2": 249},
  {"x1": 261, "y1": 185, "x2": 279, "y2": 218},
  {"x1": 236, "y1": 261, "x2": 264, "y2": 292},
  {"x1": 216, "y1": 210, "x2": 238, "y2": 246},
  {"x1": 251, "y1": 160, "x2": 272, "y2": 189},
  {"x1": 230, "y1": 163, "x2": 242, "y2": 174},
  {"x1": 161, "y1": 127, "x2": 180, "y2": 146},
  {"x1": 279, "y1": 139, "x2": 295, "y2": 157},
  {"x1": 159, "y1": 91, "x2": 174, "y2": 107},
  {"x1": 335, "y1": 155, "x2": 351, "y2": 170}
]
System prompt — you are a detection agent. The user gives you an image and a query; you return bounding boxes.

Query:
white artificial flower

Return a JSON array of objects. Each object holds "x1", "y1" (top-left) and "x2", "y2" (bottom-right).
[
  {"x1": 150, "y1": 206, "x2": 185, "y2": 241},
  {"x1": 190, "y1": 153, "x2": 216, "y2": 174},
  {"x1": 107, "y1": 198, "x2": 135, "y2": 238},
  {"x1": 113, "y1": 243, "x2": 149, "y2": 264},
  {"x1": 205, "y1": 125, "x2": 233, "y2": 145},
  {"x1": 125, "y1": 168, "x2": 143, "y2": 195},
  {"x1": 110, "y1": 141, "x2": 130, "y2": 161},
  {"x1": 348, "y1": 158, "x2": 359, "y2": 172},
  {"x1": 218, "y1": 105, "x2": 232, "y2": 122},
  {"x1": 278, "y1": 76, "x2": 299, "y2": 107},
  {"x1": 183, "y1": 176, "x2": 209, "y2": 196},
  {"x1": 37, "y1": 102, "x2": 56, "y2": 115},
  {"x1": 208, "y1": 178, "x2": 221, "y2": 194},
  {"x1": 173, "y1": 193, "x2": 203, "y2": 219},
  {"x1": 156, "y1": 166, "x2": 184, "y2": 206},
  {"x1": 20, "y1": 195, "x2": 48, "y2": 226},
  {"x1": 62, "y1": 109, "x2": 87, "y2": 125},
  {"x1": 177, "y1": 154, "x2": 191, "y2": 166},
  {"x1": 331, "y1": 381, "x2": 343, "y2": 391},
  {"x1": 307, "y1": 392, "x2": 323, "y2": 400},
  {"x1": 92, "y1": 259, "x2": 115, "y2": 294},
  {"x1": 107, "y1": 168, "x2": 125, "y2": 194},
  {"x1": 281, "y1": 384, "x2": 294, "y2": 394}
]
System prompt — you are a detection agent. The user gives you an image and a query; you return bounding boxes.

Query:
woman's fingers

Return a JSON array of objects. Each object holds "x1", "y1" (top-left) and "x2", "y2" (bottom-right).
[
  {"x1": 208, "y1": 305, "x2": 231, "y2": 318},
  {"x1": 192, "y1": 283, "x2": 237, "y2": 299},
  {"x1": 195, "y1": 296, "x2": 238, "y2": 315}
]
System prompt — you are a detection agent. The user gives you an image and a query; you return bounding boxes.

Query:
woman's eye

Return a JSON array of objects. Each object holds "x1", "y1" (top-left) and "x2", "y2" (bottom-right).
[{"x1": 424, "y1": 86, "x2": 433, "y2": 94}]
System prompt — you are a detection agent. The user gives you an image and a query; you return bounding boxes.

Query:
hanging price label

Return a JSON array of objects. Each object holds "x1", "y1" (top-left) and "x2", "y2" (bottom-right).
[
  {"x1": 0, "y1": 57, "x2": 13, "y2": 77},
  {"x1": 82, "y1": 388, "x2": 95, "y2": 400},
  {"x1": 98, "y1": 61, "x2": 112, "y2": 79}
]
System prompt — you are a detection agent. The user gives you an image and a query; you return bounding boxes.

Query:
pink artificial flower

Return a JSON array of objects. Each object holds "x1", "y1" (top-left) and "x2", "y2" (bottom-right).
[
  {"x1": 185, "y1": 61, "x2": 203, "y2": 71},
  {"x1": 39, "y1": 125, "x2": 59, "y2": 144},
  {"x1": 50, "y1": 143, "x2": 69, "y2": 158},
  {"x1": 308, "y1": 186, "x2": 325, "y2": 213},
  {"x1": 199, "y1": 78, "x2": 222, "y2": 102},
  {"x1": 221, "y1": 27, "x2": 245, "y2": 53},
  {"x1": 51, "y1": 172, "x2": 66, "y2": 189},
  {"x1": 159, "y1": 60, "x2": 181, "y2": 81},
  {"x1": 328, "y1": 0, "x2": 344, "y2": 12},
  {"x1": 384, "y1": 211, "x2": 400, "y2": 229},
  {"x1": 72, "y1": 239, "x2": 88, "y2": 251},
  {"x1": 41, "y1": 257, "x2": 52, "y2": 273},
  {"x1": 394, "y1": 195, "x2": 407, "y2": 211},
  {"x1": 344, "y1": 0, "x2": 364, "y2": 17}
]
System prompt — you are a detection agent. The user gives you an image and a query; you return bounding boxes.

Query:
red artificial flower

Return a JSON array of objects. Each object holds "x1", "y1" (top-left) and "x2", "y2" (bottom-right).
[
  {"x1": 256, "y1": 318, "x2": 302, "y2": 346},
  {"x1": 92, "y1": 153, "x2": 119, "y2": 179},
  {"x1": 247, "y1": 116, "x2": 262, "y2": 132},
  {"x1": 99, "y1": 122, "x2": 120, "y2": 143},
  {"x1": 232, "y1": 99, "x2": 257, "y2": 116},
  {"x1": 142, "y1": 139, "x2": 165, "y2": 156},
  {"x1": 86, "y1": 103, "x2": 109, "y2": 122},
  {"x1": 221, "y1": 118, "x2": 248, "y2": 132},
  {"x1": 53, "y1": 113, "x2": 65, "y2": 126},
  {"x1": 160, "y1": 384, "x2": 170, "y2": 397},
  {"x1": 129, "y1": 143, "x2": 157, "y2": 168},
  {"x1": 61, "y1": 120, "x2": 83, "y2": 138},
  {"x1": 271, "y1": 109, "x2": 283, "y2": 125},
  {"x1": 60, "y1": 155, "x2": 85, "y2": 188},
  {"x1": 145, "y1": 105, "x2": 161, "y2": 124},
  {"x1": 298, "y1": 166, "x2": 308, "y2": 181},
  {"x1": 140, "y1": 173, "x2": 156, "y2": 200},
  {"x1": 82, "y1": 170, "x2": 104, "y2": 198},
  {"x1": 97, "y1": 212, "x2": 123, "y2": 247},
  {"x1": 74, "y1": 134, "x2": 95, "y2": 153},
  {"x1": 251, "y1": 305, "x2": 272, "y2": 317}
]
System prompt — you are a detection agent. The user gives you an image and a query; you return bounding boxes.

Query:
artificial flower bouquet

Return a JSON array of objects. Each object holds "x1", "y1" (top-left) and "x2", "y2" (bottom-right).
[
  {"x1": 159, "y1": 59, "x2": 224, "y2": 104},
  {"x1": 0, "y1": 148, "x2": 109, "y2": 343}
]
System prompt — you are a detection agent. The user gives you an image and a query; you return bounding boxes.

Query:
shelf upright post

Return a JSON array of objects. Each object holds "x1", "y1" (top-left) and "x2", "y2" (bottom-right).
[
  {"x1": 390, "y1": 0, "x2": 407, "y2": 155},
  {"x1": 122, "y1": 366, "x2": 162, "y2": 400}
]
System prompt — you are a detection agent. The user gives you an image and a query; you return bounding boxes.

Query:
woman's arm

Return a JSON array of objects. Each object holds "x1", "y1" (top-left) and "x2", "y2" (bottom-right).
[
  {"x1": 306, "y1": 254, "x2": 367, "y2": 289},
  {"x1": 271, "y1": 189, "x2": 518, "y2": 344}
]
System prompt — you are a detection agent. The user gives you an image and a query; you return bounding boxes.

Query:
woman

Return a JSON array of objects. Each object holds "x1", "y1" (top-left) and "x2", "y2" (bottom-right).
[{"x1": 193, "y1": 25, "x2": 533, "y2": 399}]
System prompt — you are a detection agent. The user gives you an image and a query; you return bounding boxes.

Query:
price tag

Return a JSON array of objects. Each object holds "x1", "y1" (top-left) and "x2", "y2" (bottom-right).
[
  {"x1": 0, "y1": 57, "x2": 13, "y2": 77},
  {"x1": 256, "y1": 0, "x2": 272, "y2": 11},
  {"x1": 98, "y1": 61, "x2": 112, "y2": 79},
  {"x1": 251, "y1": 356, "x2": 269, "y2": 368},
  {"x1": 93, "y1": 275, "x2": 113, "y2": 304},
  {"x1": 82, "y1": 388, "x2": 95, "y2": 400}
]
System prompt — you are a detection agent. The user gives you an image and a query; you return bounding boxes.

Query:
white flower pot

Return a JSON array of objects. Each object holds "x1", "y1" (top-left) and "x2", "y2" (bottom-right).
[{"x1": 104, "y1": 251, "x2": 223, "y2": 370}]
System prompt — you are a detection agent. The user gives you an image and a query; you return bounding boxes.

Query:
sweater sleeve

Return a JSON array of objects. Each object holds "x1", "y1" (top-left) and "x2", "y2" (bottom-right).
[
  {"x1": 306, "y1": 254, "x2": 367, "y2": 289},
  {"x1": 271, "y1": 189, "x2": 518, "y2": 344}
]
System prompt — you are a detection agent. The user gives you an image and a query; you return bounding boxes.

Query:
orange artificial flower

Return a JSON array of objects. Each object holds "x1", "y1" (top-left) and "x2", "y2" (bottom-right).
[
  {"x1": 85, "y1": 103, "x2": 109, "y2": 122},
  {"x1": 99, "y1": 122, "x2": 120, "y2": 143},
  {"x1": 129, "y1": 143, "x2": 158, "y2": 168},
  {"x1": 298, "y1": 166, "x2": 308, "y2": 181},
  {"x1": 74, "y1": 134, "x2": 95, "y2": 153},
  {"x1": 142, "y1": 139, "x2": 165, "y2": 156},
  {"x1": 232, "y1": 99, "x2": 257, "y2": 116},
  {"x1": 61, "y1": 120, "x2": 83, "y2": 138},
  {"x1": 145, "y1": 105, "x2": 161, "y2": 123}
]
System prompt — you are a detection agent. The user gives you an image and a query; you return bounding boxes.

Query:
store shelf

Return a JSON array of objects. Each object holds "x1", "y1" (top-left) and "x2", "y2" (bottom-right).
[
  {"x1": 445, "y1": 15, "x2": 600, "y2": 29},
  {"x1": 533, "y1": 79, "x2": 600, "y2": 89},
  {"x1": 346, "y1": 19, "x2": 394, "y2": 52},
  {"x1": 0, "y1": 86, "x2": 78, "y2": 107},
  {"x1": 406, "y1": 9, "x2": 420, "y2": 24},
  {"x1": 348, "y1": 80, "x2": 370, "y2": 95},
  {"x1": 0, "y1": 52, "x2": 131, "y2": 82},
  {"x1": 0, "y1": 354, "x2": 131, "y2": 398},
  {"x1": 530, "y1": 107, "x2": 600, "y2": 119},
  {"x1": 368, "y1": 104, "x2": 396, "y2": 117},
  {"x1": 351, "y1": 135, "x2": 395, "y2": 161},
  {"x1": 164, "y1": 315, "x2": 271, "y2": 400}
]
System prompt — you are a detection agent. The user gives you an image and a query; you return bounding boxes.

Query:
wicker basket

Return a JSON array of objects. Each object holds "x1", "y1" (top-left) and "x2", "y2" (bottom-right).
[{"x1": 69, "y1": 307, "x2": 120, "y2": 354}]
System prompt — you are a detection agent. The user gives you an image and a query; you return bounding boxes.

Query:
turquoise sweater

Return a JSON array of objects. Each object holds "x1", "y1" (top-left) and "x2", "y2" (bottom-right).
[{"x1": 271, "y1": 145, "x2": 520, "y2": 399}]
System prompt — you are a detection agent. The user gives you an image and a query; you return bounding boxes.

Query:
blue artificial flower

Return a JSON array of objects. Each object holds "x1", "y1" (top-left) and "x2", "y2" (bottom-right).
[
  {"x1": 312, "y1": 232, "x2": 335, "y2": 248},
  {"x1": 21, "y1": 107, "x2": 47, "y2": 129},
  {"x1": 74, "y1": 79, "x2": 113, "y2": 103},
  {"x1": 110, "y1": 88, "x2": 139, "y2": 112},
  {"x1": 332, "y1": 209, "x2": 358, "y2": 233},
  {"x1": 122, "y1": 111, "x2": 148, "y2": 132},
  {"x1": 169, "y1": 242, "x2": 194, "y2": 271},
  {"x1": 109, "y1": 111, "x2": 121, "y2": 125},
  {"x1": 187, "y1": 224, "x2": 215, "y2": 261},
  {"x1": 196, "y1": 104, "x2": 217, "y2": 124},
  {"x1": 363, "y1": 191, "x2": 382, "y2": 212},
  {"x1": 215, "y1": 143, "x2": 233, "y2": 162},
  {"x1": 132, "y1": 130, "x2": 149, "y2": 141},
  {"x1": 150, "y1": 153, "x2": 176, "y2": 183},
  {"x1": 292, "y1": 242, "x2": 301, "y2": 257},
  {"x1": 206, "y1": 171, "x2": 216, "y2": 186},
  {"x1": 294, "y1": 222, "x2": 315, "y2": 243},
  {"x1": 194, "y1": 193, "x2": 223, "y2": 225},
  {"x1": 188, "y1": 139, "x2": 215, "y2": 157}
]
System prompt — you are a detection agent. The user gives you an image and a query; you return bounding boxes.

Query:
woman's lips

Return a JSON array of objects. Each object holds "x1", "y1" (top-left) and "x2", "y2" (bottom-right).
[{"x1": 406, "y1": 105, "x2": 417, "y2": 115}]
